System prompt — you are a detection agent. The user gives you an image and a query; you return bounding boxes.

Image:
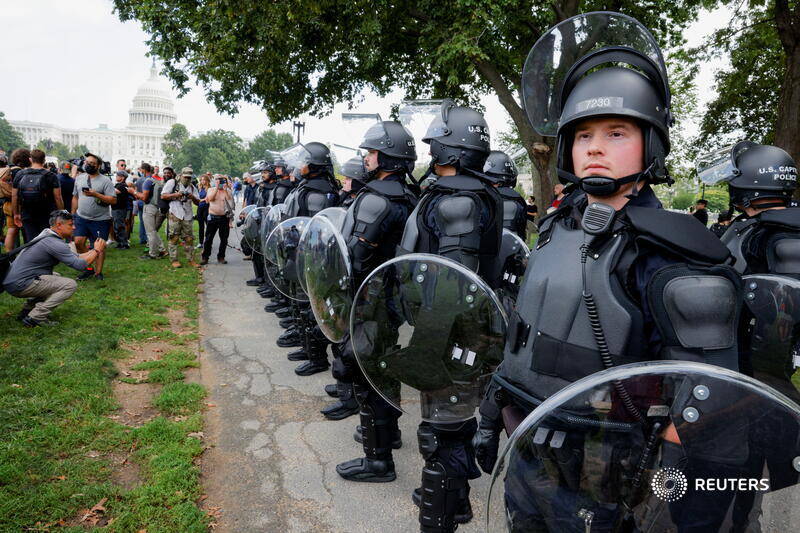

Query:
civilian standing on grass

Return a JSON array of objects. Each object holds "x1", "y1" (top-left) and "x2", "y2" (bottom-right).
[
  {"x1": 111, "y1": 170, "x2": 132, "y2": 249},
  {"x1": 57, "y1": 161, "x2": 74, "y2": 216},
  {"x1": 12, "y1": 149, "x2": 63, "y2": 242},
  {"x1": 0, "y1": 153, "x2": 20, "y2": 251},
  {"x1": 133, "y1": 167, "x2": 148, "y2": 246},
  {"x1": 201, "y1": 175, "x2": 233, "y2": 265},
  {"x1": 3, "y1": 210, "x2": 106, "y2": 327},
  {"x1": 132, "y1": 163, "x2": 166, "y2": 260},
  {"x1": 161, "y1": 167, "x2": 200, "y2": 268},
  {"x1": 72, "y1": 153, "x2": 115, "y2": 281},
  {"x1": 196, "y1": 174, "x2": 210, "y2": 248}
]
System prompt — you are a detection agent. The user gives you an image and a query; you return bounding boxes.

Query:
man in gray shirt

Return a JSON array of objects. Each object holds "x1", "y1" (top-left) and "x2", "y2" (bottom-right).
[
  {"x1": 71, "y1": 153, "x2": 115, "y2": 280},
  {"x1": 3, "y1": 210, "x2": 105, "y2": 327}
]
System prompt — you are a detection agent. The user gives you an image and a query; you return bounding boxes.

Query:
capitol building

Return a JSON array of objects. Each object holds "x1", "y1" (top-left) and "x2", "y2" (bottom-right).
[{"x1": 10, "y1": 63, "x2": 177, "y2": 170}]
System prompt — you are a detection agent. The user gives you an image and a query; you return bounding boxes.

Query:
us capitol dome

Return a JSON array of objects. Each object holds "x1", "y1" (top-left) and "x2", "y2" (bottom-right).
[{"x1": 10, "y1": 63, "x2": 179, "y2": 170}]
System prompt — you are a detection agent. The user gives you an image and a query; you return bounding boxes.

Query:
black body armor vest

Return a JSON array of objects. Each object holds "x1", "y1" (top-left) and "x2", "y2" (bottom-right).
[
  {"x1": 399, "y1": 174, "x2": 503, "y2": 288},
  {"x1": 285, "y1": 177, "x2": 339, "y2": 218},
  {"x1": 723, "y1": 208, "x2": 800, "y2": 278},
  {"x1": 271, "y1": 178, "x2": 295, "y2": 206},
  {"x1": 256, "y1": 182, "x2": 275, "y2": 208},
  {"x1": 342, "y1": 179, "x2": 417, "y2": 282},
  {"x1": 498, "y1": 199, "x2": 741, "y2": 408},
  {"x1": 497, "y1": 186, "x2": 527, "y2": 239}
]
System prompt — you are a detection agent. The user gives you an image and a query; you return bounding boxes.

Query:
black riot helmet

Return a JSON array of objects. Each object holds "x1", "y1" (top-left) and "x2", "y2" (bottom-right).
[
  {"x1": 522, "y1": 12, "x2": 674, "y2": 197},
  {"x1": 483, "y1": 150, "x2": 519, "y2": 187},
  {"x1": 341, "y1": 156, "x2": 368, "y2": 194},
  {"x1": 283, "y1": 142, "x2": 334, "y2": 178},
  {"x1": 697, "y1": 141, "x2": 798, "y2": 209},
  {"x1": 359, "y1": 121, "x2": 417, "y2": 178},
  {"x1": 273, "y1": 157, "x2": 287, "y2": 176},
  {"x1": 422, "y1": 99, "x2": 490, "y2": 172}
]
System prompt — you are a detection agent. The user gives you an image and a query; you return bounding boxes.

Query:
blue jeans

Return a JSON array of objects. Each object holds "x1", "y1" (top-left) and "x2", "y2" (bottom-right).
[{"x1": 137, "y1": 200, "x2": 147, "y2": 244}]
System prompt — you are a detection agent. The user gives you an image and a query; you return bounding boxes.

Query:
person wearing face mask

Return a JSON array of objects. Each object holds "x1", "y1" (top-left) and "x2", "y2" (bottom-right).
[
  {"x1": 71, "y1": 153, "x2": 116, "y2": 281},
  {"x1": 160, "y1": 166, "x2": 200, "y2": 268},
  {"x1": 474, "y1": 12, "x2": 743, "y2": 531}
]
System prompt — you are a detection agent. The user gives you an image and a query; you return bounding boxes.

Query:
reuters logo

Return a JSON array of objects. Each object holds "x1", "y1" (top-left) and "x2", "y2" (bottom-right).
[{"x1": 651, "y1": 467, "x2": 688, "y2": 502}]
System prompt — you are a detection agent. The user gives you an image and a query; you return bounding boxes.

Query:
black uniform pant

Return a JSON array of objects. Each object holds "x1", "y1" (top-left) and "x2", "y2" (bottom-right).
[{"x1": 202, "y1": 214, "x2": 229, "y2": 260}]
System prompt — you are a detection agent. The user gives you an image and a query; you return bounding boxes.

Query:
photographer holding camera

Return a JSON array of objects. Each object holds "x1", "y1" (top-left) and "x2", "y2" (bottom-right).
[
  {"x1": 200, "y1": 174, "x2": 233, "y2": 265},
  {"x1": 161, "y1": 166, "x2": 200, "y2": 268},
  {"x1": 71, "y1": 153, "x2": 115, "y2": 281}
]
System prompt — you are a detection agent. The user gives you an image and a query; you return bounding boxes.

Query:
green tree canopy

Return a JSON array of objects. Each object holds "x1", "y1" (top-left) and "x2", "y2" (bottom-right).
[
  {"x1": 697, "y1": 1, "x2": 800, "y2": 162},
  {"x1": 247, "y1": 129, "x2": 294, "y2": 163},
  {"x1": 163, "y1": 123, "x2": 190, "y2": 166},
  {"x1": 0, "y1": 111, "x2": 25, "y2": 155},
  {"x1": 35, "y1": 139, "x2": 90, "y2": 162},
  {"x1": 170, "y1": 129, "x2": 248, "y2": 177},
  {"x1": 114, "y1": 0, "x2": 710, "y2": 203}
]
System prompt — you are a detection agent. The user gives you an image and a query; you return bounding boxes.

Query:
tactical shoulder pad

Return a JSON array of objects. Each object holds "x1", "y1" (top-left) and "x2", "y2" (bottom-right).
[
  {"x1": 625, "y1": 205, "x2": 731, "y2": 264},
  {"x1": 366, "y1": 179, "x2": 407, "y2": 200},
  {"x1": 759, "y1": 207, "x2": 800, "y2": 230},
  {"x1": 432, "y1": 175, "x2": 486, "y2": 192}
]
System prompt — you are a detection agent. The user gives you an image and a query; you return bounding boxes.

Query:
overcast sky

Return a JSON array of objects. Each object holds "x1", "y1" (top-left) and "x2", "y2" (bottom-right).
[{"x1": 2, "y1": 0, "x2": 728, "y2": 149}]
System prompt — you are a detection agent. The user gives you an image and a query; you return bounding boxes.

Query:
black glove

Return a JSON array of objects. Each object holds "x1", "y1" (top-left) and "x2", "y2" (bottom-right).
[{"x1": 473, "y1": 424, "x2": 501, "y2": 474}]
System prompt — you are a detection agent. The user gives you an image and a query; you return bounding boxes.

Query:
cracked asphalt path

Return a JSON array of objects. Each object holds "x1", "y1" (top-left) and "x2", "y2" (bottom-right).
[{"x1": 200, "y1": 242, "x2": 495, "y2": 533}]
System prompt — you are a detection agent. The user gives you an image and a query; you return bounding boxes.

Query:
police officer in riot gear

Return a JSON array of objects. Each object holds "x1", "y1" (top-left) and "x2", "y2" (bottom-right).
[
  {"x1": 699, "y1": 142, "x2": 800, "y2": 276},
  {"x1": 279, "y1": 142, "x2": 341, "y2": 376},
  {"x1": 395, "y1": 100, "x2": 503, "y2": 532},
  {"x1": 270, "y1": 157, "x2": 295, "y2": 206},
  {"x1": 338, "y1": 156, "x2": 368, "y2": 207},
  {"x1": 284, "y1": 142, "x2": 339, "y2": 218},
  {"x1": 474, "y1": 12, "x2": 742, "y2": 530},
  {"x1": 484, "y1": 150, "x2": 527, "y2": 240},
  {"x1": 334, "y1": 121, "x2": 419, "y2": 478}
]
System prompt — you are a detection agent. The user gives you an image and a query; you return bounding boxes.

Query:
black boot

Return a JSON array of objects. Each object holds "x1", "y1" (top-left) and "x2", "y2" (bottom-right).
[
  {"x1": 336, "y1": 402, "x2": 396, "y2": 483},
  {"x1": 264, "y1": 300, "x2": 285, "y2": 313},
  {"x1": 354, "y1": 424, "x2": 402, "y2": 449},
  {"x1": 246, "y1": 277, "x2": 263, "y2": 286},
  {"x1": 276, "y1": 327, "x2": 302, "y2": 348},
  {"x1": 279, "y1": 316, "x2": 295, "y2": 329},
  {"x1": 321, "y1": 382, "x2": 360, "y2": 420},
  {"x1": 294, "y1": 359, "x2": 330, "y2": 376},
  {"x1": 287, "y1": 349, "x2": 308, "y2": 361},
  {"x1": 275, "y1": 307, "x2": 292, "y2": 318},
  {"x1": 324, "y1": 383, "x2": 338, "y2": 397}
]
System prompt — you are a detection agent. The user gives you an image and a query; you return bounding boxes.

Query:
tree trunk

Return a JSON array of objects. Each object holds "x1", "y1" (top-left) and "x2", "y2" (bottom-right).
[
  {"x1": 474, "y1": 59, "x2": 555, "y2": 206},
  {"x1": 774, "y1": 47, "x2": 800, "y2": 163}
]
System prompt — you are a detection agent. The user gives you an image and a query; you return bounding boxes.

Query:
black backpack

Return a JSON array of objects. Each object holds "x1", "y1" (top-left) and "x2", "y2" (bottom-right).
[
  {"x1": 0, "y1": 232, "x2": 55, "y2": 294},
  {"x1": 17, "y1": 169, "x2": 50, "y2": 209},
  {"x1": 157, "y1": 178, "x2": 174, "y2": 215}
]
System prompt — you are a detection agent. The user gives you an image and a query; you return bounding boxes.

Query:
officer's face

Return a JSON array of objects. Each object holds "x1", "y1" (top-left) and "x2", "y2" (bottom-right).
[
  {"x1": 343, "y1": 177, "x2": 352, "y2": 192},
  {"x1": 364, "y1": 150, "x2": 379, "y2": 172},
  {"x1": 571, "y1": 118, "x2": 643, "y2": 179}
]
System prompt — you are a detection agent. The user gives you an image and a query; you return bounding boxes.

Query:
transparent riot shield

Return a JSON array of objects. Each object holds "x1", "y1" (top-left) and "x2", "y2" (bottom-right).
[
  {"x1": 262, "y1": 204, "x2": 286, "y2": 263},
  {"x1": 301, "y1": 212, "x2": 352, "y2": 343},
  {"x1": 742, "y1": 274, "x2": 800, "y2": 404},
  {"x1": 265, "y1": 217, "x2": 310, "y2": 301},
  {"x1": 487, "y1": 360, "x2": 800, "y2": 533},
  {"x1": 242, "y1": 206, "x2": 268, "y2": 252},
  {"x1": 351, "y1": 254, "x2": 507, "y2": 423},
  {"x1": 496, "y1": 229, "x2": 530, "y2": 312},
  {"x1": 258, "y1": 205, "x2": 273, "y2": 263},
  {"x1": 522, "y1": 12, "x2": 668, "y2": 137},
  {"x1": 398, "y1": 99, "x2": 443, "y2": 175}
]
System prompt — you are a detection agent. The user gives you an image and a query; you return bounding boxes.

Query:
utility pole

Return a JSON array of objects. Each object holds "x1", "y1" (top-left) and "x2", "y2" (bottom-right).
[{"x1": 293, "y1": 121, "x2": 305, "y2": 143}]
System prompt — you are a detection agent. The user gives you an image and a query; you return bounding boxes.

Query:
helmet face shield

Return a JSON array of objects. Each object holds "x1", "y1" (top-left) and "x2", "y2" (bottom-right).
[
  {"x1": 696, "y1": 141, "x2": 756, "y2": 186},
  {"x1": 522, "y1": 11, "x2": 668, "y2": 137},
  {"x1": 280, "y1": 143, "x2": 312, "y2": 170}
]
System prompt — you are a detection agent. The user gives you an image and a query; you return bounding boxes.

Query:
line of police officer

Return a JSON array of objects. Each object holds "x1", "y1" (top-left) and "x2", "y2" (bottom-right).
[{"x1": 240, "y1": 11, "x2": 800, "y2": 532}]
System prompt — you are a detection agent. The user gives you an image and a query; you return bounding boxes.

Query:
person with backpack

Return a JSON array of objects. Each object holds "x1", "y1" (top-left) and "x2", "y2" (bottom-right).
[
  {"x1": 2, "y1": 210, "x2": 105, "y2": 327},
  {"x1": 131, "y1": 162, "x2": 166, "y2": 260},
  {"x1": 71, "y1": 153, "x2": 116, "y2": 281},
  {"x1": 11, "y1": 149, "x2": 63, "y2": 243}
]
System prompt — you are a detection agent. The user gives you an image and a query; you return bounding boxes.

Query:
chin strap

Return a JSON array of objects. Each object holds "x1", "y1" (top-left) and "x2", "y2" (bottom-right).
[{"x1": 624, "y1": 160, "x2": 657, "y2": 200}]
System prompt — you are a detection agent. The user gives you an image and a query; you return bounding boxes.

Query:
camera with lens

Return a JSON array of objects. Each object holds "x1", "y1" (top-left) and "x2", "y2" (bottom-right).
[{"x1": 67, "y1": 156, "x2": 86, "y2": 172}]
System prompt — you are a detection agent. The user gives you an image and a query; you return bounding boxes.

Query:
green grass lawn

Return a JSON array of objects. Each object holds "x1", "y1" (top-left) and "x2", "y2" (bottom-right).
[{"x1": 0, "y1": 222, "x2": 208, "y2": 532}]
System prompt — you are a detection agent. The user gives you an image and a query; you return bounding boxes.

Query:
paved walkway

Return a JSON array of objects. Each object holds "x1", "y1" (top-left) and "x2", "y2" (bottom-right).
[{"x1": 199, "y1": 239, "x2": 494, "y2": 532}]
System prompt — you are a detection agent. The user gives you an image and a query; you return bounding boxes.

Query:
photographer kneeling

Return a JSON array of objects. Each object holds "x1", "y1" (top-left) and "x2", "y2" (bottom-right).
[
  {"x1": 161, "y1": 167, "x2": 200, "y2": 268},
  {"x1": 3, "y1": 210, "x2": 105, "y2": 327}
]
